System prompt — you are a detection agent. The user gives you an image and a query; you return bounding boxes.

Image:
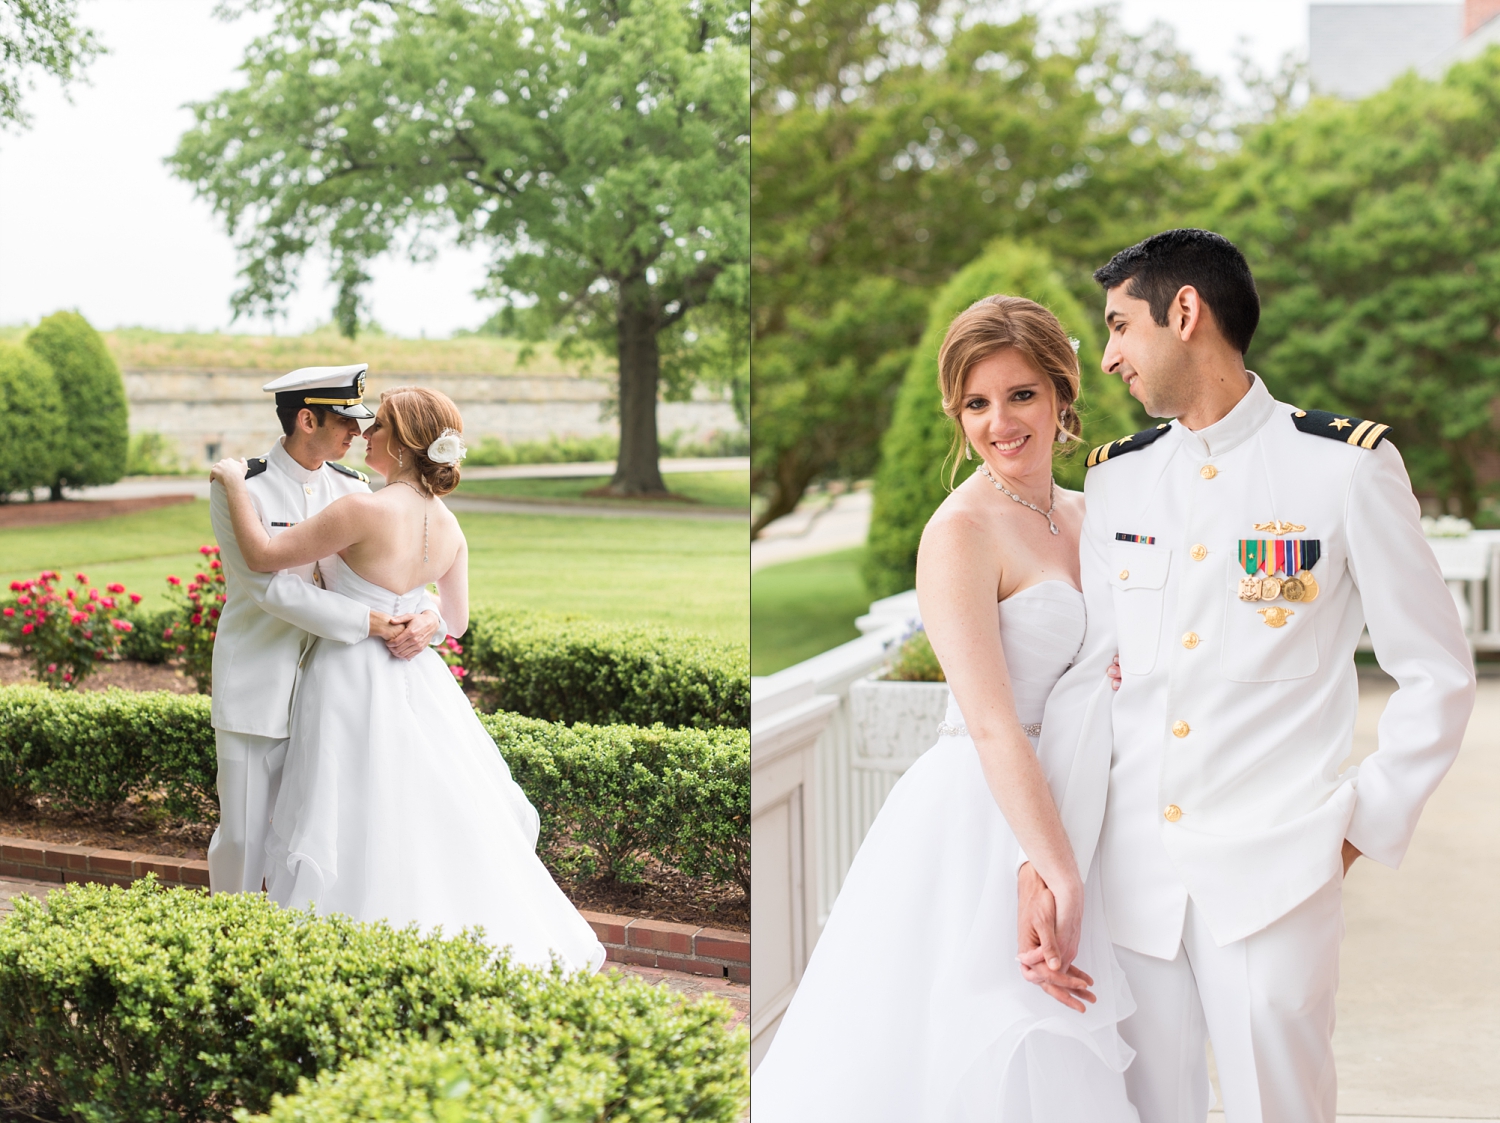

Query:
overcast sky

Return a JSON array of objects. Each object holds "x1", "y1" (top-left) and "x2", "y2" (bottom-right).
[{"x1": 0, "y1": 0, "x2": 1429, "y2": 337}]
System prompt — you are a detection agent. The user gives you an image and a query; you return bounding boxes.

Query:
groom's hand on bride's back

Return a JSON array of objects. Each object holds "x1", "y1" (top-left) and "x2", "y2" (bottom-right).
[
  {"x1": 1016, "y1": 863, "x2": 1098, "y2": 1012},
  {"x1": 368, "y1": 611, "x2": 408, "y2": 643}
]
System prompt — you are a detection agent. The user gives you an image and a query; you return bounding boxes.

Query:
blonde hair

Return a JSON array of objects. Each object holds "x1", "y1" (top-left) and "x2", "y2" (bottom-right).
[
  {"x1": 938, "y1": 295, "x2": 1082, "y2": 485},
  {"x1": 374, "y1": 386, "x2": 464, "y2": 497}
]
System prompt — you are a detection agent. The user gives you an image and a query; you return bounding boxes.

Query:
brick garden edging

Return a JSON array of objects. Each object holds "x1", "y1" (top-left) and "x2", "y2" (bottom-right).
[
  {"x1": 0, "y1": 834, "x2": 209, "y2": 890},
  {"x1": 580, "y1": 910, "x2": 749, "y2": 984},
  {"x1": 0, "y1": 835, "x2": 750, "y2": 983}
]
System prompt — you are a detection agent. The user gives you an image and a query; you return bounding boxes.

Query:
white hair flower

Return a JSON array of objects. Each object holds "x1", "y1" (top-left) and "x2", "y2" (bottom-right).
[
  {"x1": 1068, "y1": 337, "x2": 1081, "y2": 353},
  {"x1": 427, "y1": 429, "x2": 467, "y2": 465}
]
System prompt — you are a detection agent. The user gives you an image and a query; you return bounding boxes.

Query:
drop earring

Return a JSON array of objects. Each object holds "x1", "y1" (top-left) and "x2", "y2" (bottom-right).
[
  {"x1": 965, "y1": 441, "x2": 973, "y2": 460},
  {"x1": 398, "y1": 448, "x2": 404, "y2": 469}
]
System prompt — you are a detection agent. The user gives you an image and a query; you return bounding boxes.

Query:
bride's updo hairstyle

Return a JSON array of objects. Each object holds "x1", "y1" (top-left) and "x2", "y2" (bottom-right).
[
  {"x1": 374, "y1": 386, "x2": 465, "y2": 497},
  {"x1": 936, "y1": 295, "x2": 1083, "y2": 486}
]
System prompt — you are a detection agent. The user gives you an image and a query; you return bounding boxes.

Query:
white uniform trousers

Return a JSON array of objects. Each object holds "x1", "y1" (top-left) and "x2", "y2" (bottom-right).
[
  {"x1": 206, "y1": 730, "x2": 287, "y2": 894},
  {"x1": 1115, "y1": 876, "x2": 1344, "y2": 1123}
]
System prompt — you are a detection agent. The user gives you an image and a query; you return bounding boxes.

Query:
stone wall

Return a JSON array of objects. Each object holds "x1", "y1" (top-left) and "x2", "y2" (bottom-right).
[{"x1": 125, "y1": 369, "x2": 741, "y2": 467}]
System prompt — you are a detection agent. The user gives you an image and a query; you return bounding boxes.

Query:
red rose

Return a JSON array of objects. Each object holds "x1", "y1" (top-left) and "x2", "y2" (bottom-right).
[
  {"x1": 199, "y1": 545, "x2": 212, "y2": 555},
  {"x1": 166, "y1": 576, "x2": 181, "y2": 586},
  {"x1": 46, "y1": 663, "x2": 56, "y2": 673},
  {"x1": 129, "y1": 593, "x2": 142, "y2": 604},
  {"x1": 20, "y1": 624, "x2": 33, "y2": 635},
  {"x1": 101, "y1": 598, "x2": 115, "y2": 609},
  {"x1": 8, "y1": 581, "x2": 19, "y2": 591},
  {"x1": 1, "y1": 608, "x2": 11, "y2": 618},
  {"x1": 70, "y1": 613, "x2": 86, "y2": 625},
  {"x1": 75, "y1": 573, "x2": 87, "y2": 583},
  {"x1": 83, "y1": 631, "x2": 93, "y2": 640},
  {"x1": 191, "y1": 614, "x2": 202, "y2": 625},
  {"x1": 209, "y1": 560, "x2": 222, "y2": 570},
  {"x1": 209, "y1": 631, "x2": 216, "y2": 640},
  {"x1": 176, "y1": 645, "x2": 187, "y2": 654},
  {"x1": 107, "y1": 583, "x2": 125, "y2": 594},
  {"x1": 450, "y1": 665, "x2": 467, "y2": 679},
  {"x1": 16, "y1": 596, "x2": 28, "y2": 606}
]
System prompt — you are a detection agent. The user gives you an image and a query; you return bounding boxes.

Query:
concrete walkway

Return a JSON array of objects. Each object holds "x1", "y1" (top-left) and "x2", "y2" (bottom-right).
[{"x1": 751, "y1": 489, "x2": 872, "y2": 571}]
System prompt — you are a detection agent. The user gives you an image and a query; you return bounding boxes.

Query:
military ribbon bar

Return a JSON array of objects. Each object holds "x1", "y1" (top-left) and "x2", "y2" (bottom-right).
[
  {"x1": 1115, "y1": 533, "x2": 1156, "y2": 544},
  {"x1": 1238, "y1": 538, "x2": 1322, "y2": 576}
]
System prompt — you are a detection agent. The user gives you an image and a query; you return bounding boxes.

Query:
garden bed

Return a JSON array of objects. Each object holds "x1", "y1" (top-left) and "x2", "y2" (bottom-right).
[{"x1": 0, "y1": 653, "x2": 194, "y2": 695}]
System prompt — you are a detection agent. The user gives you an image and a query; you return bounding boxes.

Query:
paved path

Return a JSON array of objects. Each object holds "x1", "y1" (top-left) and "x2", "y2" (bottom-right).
[
  {"x1": 751, "y1": 489, "x2": 872, "y2": 571},
  {"x1": 0, "y1": 876, "x2": 747, "y2": 1028}
]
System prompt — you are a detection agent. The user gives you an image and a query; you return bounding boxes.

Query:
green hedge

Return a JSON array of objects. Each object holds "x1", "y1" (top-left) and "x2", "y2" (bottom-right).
[
  {"x1": 25, "y1": 310, "x2": 130, "y2": 495},
  {"x1": 0, "y1": 686, "x2": 748, "y2": 893},
  {"x1": 0, "y1": 879, "x2": 748, "y2": 1122},
  {"x1": 0, "y1": 339, "x2": 65, "y2": 497},
  {"x1": 485, "y1": 712, "x2": 748, "y2": 892},
  {"x1": 466, "y1": 611, "x2": 749, "y2": 730},
  {"x1": 0, "y1": 685, "x2": 215, "y2": 819},
  {"x1": 863, "y1": 239, "x2": 1141, "y2": 597}
]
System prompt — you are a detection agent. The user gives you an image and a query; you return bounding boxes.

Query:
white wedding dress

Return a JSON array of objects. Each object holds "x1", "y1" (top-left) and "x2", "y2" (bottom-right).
[
  {"x1": 752, "y1": 581, "x2": 1138, "y2": 1122},
  {"x1": 266, "y1": 555, "x2": 606, "y2": 974}
]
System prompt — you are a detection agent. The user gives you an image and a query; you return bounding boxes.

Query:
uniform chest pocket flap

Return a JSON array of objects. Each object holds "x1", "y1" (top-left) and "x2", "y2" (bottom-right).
[
  {"x1": 1219, "y1": 556, "x2": 1320, "y2": 683},
  {"x1": 1109, "y1": 545, "x2": 1170, "y2": 676}
]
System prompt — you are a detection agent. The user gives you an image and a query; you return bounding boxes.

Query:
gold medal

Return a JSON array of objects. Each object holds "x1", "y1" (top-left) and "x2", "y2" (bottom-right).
[
  {"x1": 1281, "y1": 577, "x2": 1306, "y2": 602},
  {"x1": 1297, "y1": 569, "x2": 1319, "y2": 603},
  {"x1": 1258, "y1": 606, "x2": 1295, "y2": 628},
  {"x1": 1238, "y1": 576, "x2": 1263, "y2": 601},
  {"x1": 1259, "y1": 575, "x2": 1283, "y2": 601}
]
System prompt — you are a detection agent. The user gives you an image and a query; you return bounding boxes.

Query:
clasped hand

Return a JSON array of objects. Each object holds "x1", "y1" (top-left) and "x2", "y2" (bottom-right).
[
  {"x1": 1015, "y1": 862, "x2": 1097, "y2": 1013},
  {"x1": 369, "y1": 610, "x2": 440, "y2": 660}
]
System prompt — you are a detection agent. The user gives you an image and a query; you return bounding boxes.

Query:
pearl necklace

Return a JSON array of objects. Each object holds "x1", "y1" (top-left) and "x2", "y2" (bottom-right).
[
  {"x1": 391, "y1": 478, "x2": 430, "y2": 562},
  {"x1": 976, "y1": 463, "x2": 1058, "y2": 535}
]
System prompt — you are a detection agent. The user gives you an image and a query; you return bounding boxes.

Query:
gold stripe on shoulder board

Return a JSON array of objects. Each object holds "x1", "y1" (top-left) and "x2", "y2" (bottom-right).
[
  {"x1": 1359, "y1": 423, "x2": 1389, "y2": 449},
  {"x1": 1346, "y1": 419, "x2": 1374, "y2": 447}
]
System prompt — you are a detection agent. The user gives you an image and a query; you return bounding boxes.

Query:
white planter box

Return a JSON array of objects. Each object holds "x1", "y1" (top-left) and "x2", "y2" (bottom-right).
[{"x1": 847, "y1": 677, "x2": 952, "y2": 773}]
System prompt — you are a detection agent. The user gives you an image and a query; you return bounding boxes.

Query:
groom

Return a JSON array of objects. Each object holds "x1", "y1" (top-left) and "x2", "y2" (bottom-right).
[
  {"x1": 1027, "y1": 230, "x2": 1475, "y2": 1120},
  {"x1": 206, "y1": 364, "x2": 445, "y2": 894}
]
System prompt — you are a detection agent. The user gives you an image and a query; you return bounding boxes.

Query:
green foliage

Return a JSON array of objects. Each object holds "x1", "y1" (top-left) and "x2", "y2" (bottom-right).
[
  {"x1": 0, "y1": 0, "x2": 100, "y2": 129},
  {"x1": 863, "y1": 240, "x2": 1138, "y2": 597},
  {"x1": 483, "y1": 712, "x2": 748, "y2": 892},
  {"x1": 119, "y1": 603, "x2": 175, "y2": 663},
  {"x1": 884, "y1": 629, "x2": 944, "y2": 682},
  {"x1": 750, "y1": 2, "x2": 1221, "y2": 531},
  {"x1": 0, "y1": 879, "x2": 747, "y2": 1122},
  {"x1": 160, "y1": 545, "x2": 225, "y2": 693},
  {"x1": 467, "y1": 434, "x2": 624, "y2": 468},
  {"x1": 0, "y1": 571, "x2": 139, "y2": 689},
  {"x1": 170, "y1": 0, "x2": 748, "y2": 492},
  {"x1": 0, "y1": 686, "x2": 747, "y2": 892},
  {"x1": 25, "y1": 310, "x2": 129, "y2": 493},
  {"x1": 466, "y1": 611, "x2": 749, "y2": 729},
  {"x1": 0, "y1": 339, "x2": 64, "y2": 496},
  {"x1": 126, "y1": 431, "x2": 185, "y2": 475},
  {"x1": 750, "y1": 546, "x2": 870, "y2": 675},
  {"x1": 1210, "y1": 48, "x2": 1500, "y2": 516},
  {"x1": 0, "y1": 685, "x2": 216, "y2": 819}
]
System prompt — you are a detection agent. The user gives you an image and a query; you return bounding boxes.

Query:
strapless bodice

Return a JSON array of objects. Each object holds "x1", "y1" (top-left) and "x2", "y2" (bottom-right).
[
  {"x1": 325, "y1": 555, "x2": 429, "y2": 615},
  {"x1": 943, "y1": 580, "x2": 1085, "y2": 730}
]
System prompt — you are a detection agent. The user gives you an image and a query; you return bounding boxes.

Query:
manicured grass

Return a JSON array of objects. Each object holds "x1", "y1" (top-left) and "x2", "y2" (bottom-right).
[
  {"x1": 457, "y1": 470, "x2": 749, "y2": 510},
  {"x1": 751, "y1": 548, "x2": 871, "y2": 676},
  {"x1": 0, "y1": 501, "x2": 748, "y2": 642}
]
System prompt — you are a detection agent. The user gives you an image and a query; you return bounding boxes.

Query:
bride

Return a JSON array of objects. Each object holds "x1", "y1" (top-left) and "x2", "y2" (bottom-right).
[
  {"x1": 211, "y1": 386, "x2": 604, "y2": 974},
  {"x1": 752, "y1": 297, "x2": 1137, "y2": 1120}
]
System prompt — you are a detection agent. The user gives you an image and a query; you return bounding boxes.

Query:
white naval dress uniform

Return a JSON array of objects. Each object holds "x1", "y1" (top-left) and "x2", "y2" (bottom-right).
[
  {"x1": 1035, "y1": 375, "x2": 1475, "y2": 1122},
  {"x1": 207, "y1": 438, "x2": 440, "y2": 894}
]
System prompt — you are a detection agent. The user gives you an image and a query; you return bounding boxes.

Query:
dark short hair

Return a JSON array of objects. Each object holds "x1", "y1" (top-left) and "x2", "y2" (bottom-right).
[
  {"x1": 1093, "y1": 229, "x2": 1260, "y2": 354},
  {"x1": 275, "y1": 403, "x2": 337, "y2": 437}
]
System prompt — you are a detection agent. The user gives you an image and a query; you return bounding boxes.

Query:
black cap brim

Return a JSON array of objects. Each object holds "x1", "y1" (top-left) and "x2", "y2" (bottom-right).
[{"x1": 331, "y1": 403, "x2": 376, "y2": 419}]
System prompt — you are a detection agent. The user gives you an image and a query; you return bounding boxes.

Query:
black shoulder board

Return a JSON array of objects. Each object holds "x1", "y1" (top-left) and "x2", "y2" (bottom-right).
[
  {"x1": 1085, "y1": 423, "x2": 1172, "y2": 468},
  {"x1": 244, "y1": 457, "x2": 269, "y2": 480},
  {"x1": 327, "y1": 461, "x2": 370, "y2": 484},
  {"x1": 1291, "y1": 409, "x2": 1390, "y2": 450}
]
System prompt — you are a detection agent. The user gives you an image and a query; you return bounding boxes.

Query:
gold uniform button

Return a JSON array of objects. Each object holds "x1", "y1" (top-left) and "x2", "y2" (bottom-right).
[
  {"x1": 1200, "y1": 464, "x2": 1218, "y2": 480},
  {"x1": 304, "y1": 485, "x2": 314, "y2": 495},
  {"x1": 1164, "y1": 804, "x2": 1183, "y2": 822},
  {"x1": 1119, "y1": 570, "x2": 1130, "y2": 581},
  {"x1": 1172, "y1": 720, "x2": 1191, "y2": 738},
  {"x1": 1182, "y1": 632, "x2": 1200, "y2": 649},
  {"x1": 1190, "y1": 544, "x2": 1208, "y2": 561}
]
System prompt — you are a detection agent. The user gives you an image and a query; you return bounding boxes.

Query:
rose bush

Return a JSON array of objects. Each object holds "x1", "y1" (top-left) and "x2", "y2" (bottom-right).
[
  {"x1": 162, "y1": 545, "x2": 224, "y2": 692},
  {"x1": 0, "y1": 571, "x2": 136, "y2": 689}
]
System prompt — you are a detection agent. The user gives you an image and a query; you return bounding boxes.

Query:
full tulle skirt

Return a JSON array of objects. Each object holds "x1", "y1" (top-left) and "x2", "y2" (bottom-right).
[
  {"x1": 267, "y1": 634, "x2": 605, "y2": 974},
  {"x1": 751, "y1": 735, "x2": 1139, "y2": 1122}
]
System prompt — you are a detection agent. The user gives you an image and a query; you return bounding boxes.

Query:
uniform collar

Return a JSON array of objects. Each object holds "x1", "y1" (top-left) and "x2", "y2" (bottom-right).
[
  {"x1": 268, "y1": 437, "x2": 322, "y2": 485},
  {"x1": 1174, "y1": 372, "x2": 1275, "y2": 459}
]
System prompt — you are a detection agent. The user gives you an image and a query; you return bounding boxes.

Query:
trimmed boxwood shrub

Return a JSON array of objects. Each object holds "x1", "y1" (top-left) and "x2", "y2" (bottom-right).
[
  {"x1": 0, "y1": 879, "x2": 748, "y2": 1122},
  {"x1": 0, "y1": 339, "x2": 65, "y2": 498},
  {"x1": 25, "y1": 310, "x2": 130, "y2": 497},
  {"x1": 0, "y1": 686, "x2": 749, "y2": 893},
  {"x1": 862, "y1": 239, "x2": 1141, "y2": 597},
  {"x1": 466, "y1": 610, "x2": 749, "y2": 730},
  {"x1": 484, "y1": 712, "x2": 748, "y2": 892}
]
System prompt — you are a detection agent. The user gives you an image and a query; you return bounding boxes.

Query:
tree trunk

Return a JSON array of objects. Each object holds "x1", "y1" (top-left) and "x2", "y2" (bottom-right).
[
  {"x1": 608, "y1": 287, "x2": 668, "y2": 495},
  {"x1": 49, "y1": 480, "x2": 65, "y2": 502}
]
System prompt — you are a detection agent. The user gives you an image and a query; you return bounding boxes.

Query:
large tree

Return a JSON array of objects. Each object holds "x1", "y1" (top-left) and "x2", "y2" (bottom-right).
[
  {"x1": 172, "y1": 0, "x2": 748, "y2": 495},
  {"x1": 1212, "y1": 48, "x2": 1500, "y2": 517},
  {"x1": 750, "y1": 2, "x2": 1222, "y2": 535},
  {"x1": 0, "y1": 0, "x2": 99, "y2": 129}
]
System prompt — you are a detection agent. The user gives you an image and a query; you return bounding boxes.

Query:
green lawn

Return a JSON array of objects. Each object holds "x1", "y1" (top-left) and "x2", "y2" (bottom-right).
[
  {"x1": 0, "y1": 501, "x2": 747, "y2": 642},
  {"x1": 751, "y1": 548, "x2": 871, "y2": 676},
  {"x1": 457, "y1": 470, "x2": 749, "y2": 510}
]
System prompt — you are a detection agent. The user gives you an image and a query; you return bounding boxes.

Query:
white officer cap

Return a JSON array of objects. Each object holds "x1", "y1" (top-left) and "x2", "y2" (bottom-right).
[{"x1": 262, "y1": 364, "x2": 375, "y2": 419}]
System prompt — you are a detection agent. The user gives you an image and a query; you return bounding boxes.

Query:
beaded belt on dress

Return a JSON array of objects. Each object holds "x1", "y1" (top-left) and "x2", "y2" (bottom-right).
[{"x1": 937, "y1": 721, "x2": 1041, "y2": 739}]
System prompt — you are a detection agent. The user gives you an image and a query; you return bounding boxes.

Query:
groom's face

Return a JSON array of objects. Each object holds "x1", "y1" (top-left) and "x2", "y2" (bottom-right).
[{"x1": 1101, "y1": 285, "x2": 1194, "y2": 420}]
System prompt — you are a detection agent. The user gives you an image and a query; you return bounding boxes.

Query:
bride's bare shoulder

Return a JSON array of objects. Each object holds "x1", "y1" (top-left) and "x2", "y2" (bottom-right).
[{"x1": 919, "y1": 479, "x2": 1005, "y2": 559}]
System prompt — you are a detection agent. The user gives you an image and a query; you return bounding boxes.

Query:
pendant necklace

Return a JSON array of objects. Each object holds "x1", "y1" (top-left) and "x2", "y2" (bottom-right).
[{"x1": 976, "y1": 462, "x2": 1058, "y2": 535}]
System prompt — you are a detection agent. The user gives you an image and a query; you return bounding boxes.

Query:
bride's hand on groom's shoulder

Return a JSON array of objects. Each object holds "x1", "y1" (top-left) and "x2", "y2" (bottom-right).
[
  {"x1": 209, "y1": 457, "x2": 248, "y2": 486},
  {"x1": 1016, "y1": 862, "x2": 1097, "y2": 1012}
]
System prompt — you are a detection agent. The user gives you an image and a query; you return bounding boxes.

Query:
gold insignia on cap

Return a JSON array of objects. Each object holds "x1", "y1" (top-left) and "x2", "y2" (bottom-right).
[{"x1": 1253, "y1": 520, "x2": 1306, "y2": 535}]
